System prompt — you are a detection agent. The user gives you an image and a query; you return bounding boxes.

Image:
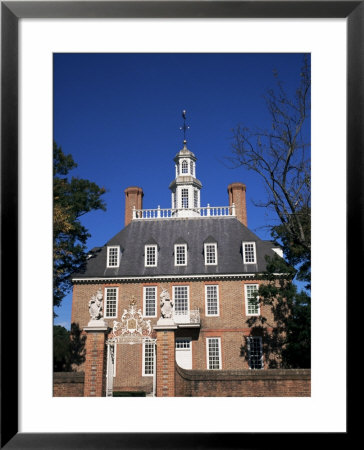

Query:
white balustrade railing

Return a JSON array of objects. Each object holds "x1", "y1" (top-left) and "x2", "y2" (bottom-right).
[
  {"x1": 132, "y1": 204, "x2": 236, "y2": 220},
  {"x1": 173, "y1": 309, "x2": 200, "y2": 325}
]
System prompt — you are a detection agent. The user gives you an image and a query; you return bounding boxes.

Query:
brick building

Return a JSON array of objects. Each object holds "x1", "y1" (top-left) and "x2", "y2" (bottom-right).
[{"x1": 71, "y1": 139, "x2": 286, "y2": 397}]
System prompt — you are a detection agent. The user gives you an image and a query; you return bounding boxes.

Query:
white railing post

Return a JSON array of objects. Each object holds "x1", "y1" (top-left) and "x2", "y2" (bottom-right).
[
  {"x1": 132, "y1": 206, "x2": 136, "y2": 219},
  {"x1": 207, "y1": 203, "x2": 211, "y2": 216},
  {"x1": 231, "y1": 203, "x2": 236, "y2": 216},
  {"x1": 157, "y1": 205, "x2": 161, "y2": 218}
]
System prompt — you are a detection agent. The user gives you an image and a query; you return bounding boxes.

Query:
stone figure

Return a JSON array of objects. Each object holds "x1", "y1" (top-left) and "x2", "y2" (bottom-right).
[
  {"x1": 88, "y1": 289, "x2": 103, "y2": 320},
  {"x1": 160, "y1": 288, "x2": 174, "y2": 319}
]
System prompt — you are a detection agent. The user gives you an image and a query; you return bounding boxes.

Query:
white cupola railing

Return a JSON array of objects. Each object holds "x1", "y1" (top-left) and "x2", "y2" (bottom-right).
[{"x1": 132, "y1": 203, "x2": 236, "y2": 220}]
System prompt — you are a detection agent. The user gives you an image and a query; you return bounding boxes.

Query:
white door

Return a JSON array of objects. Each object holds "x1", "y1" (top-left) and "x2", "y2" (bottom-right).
[{"x1": 175, "y1": 338, "x2": 192, "y2": 369}]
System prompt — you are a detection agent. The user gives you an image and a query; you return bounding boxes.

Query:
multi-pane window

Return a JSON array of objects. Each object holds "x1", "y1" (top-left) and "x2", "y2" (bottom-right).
[
  {"x1": 143, "y1": 340, "x2": 154, "y2": 376},
  {"x1": 190, "y1": 161, "x2": 194, "y2": 176},
  {"x1": 205, "y1": 285, "x2": 219, "y2": 316},
  {"x1": 175, "y1": 244, "x2": 187, "y2": 266},
  {"x1": 206, "y1": 337, "x2": 221, "y2": 370},
  {"x1": 247, "y1": 336, "x2": 263, "y2": 369},
  {"x1": 145, "y1": 245, "x2": 157, "y2": 267},
  {"x1": 204, "y1": 243, "x2": 217, "y2": 265},
  {"x1": 181, "y1": 160, "x2": 188, "y2": 174},
  {"x1": 173, "y1": 286, "x2": 189, "y2": 313},
  {"x1": 245, "y1": 284, "x2": 260, "y2": 316},
  {"x1": 104, "y1": 287, "x2": 118, "y2": 318},
  {"x1": 194, "y1": 189, "x2": 198, "y2": 208},
  {"x1": 143, "y1": 286, "x2": 157, "y2": 317},
  {"x1": 243, "y1": 242, "x2": 256, "y2": 264},
  {"x1": 107, "y1": 246, "x2": 120, "y2": 268},
  {"x1": 181, "y1": 189, "x2": 189, "y2": 208},
  {"x1": 176, "y1": 339, "x2": 191, "y2": 349}
]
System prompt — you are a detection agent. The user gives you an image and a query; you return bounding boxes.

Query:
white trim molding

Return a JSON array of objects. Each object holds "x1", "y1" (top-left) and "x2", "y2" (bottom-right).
[
  {"x1": 206, "y1": 337, "x2": 222, "y2": 370},
  {"x1": 144, "y1": 244, "x2": 158, "y2": 267},
  {"x1": 244, "y1": 284, "x2": 260, "y2": 316},
  {"x1": 205, "y1": 284, "x2": 219, "y2": 317},
  {"x1": 142, "y1": 340, "x2": 155, "y2": 376},
  {"x1": 204, "y1": 242, "x2": 218, "y2": 266},
  {"x1": 174, "y1": 243, "x2": 188, "y2": 266},
  {"x1": 242, "y1": 241, "x2": 257, "y2": 264},
  {"x1": 107, "y1": 245, "x2": 120, "y2": 268},
  {"x1": 72, "y1": 272, "x2": 288, "y2": 283},
  {"x1": 143, "y1": 286, "x2": 157, "y2": 318},
  {"x1": 104, "y1": 286, "x2": 119, "y2": 319}
]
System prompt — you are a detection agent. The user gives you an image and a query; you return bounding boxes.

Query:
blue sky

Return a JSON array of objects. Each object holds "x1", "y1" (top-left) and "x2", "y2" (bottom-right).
[{"x1": 53, "y1": 53, "x2": 309, "y2": 328}]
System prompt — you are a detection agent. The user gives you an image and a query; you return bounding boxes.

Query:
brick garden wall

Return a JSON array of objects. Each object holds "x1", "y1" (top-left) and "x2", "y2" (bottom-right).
[
  {"x1": 53, "y1": 372, "x2": 85, "y2": 397},
  {"x1": 175, "y1": 366, "x2": 311, "y2": 397}
]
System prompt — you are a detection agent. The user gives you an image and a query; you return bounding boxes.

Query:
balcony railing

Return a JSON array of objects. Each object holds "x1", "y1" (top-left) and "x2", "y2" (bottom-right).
[
  {"x1": 132, "y1": 204, "x2": 236, "y2": 220},
  {"x1": 173, "y1": 309, "x2": 200, "y2": 326}
]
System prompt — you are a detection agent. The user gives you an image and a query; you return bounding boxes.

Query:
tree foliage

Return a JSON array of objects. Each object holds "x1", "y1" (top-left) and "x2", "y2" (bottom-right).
[
  {"x1": 53, "y1": 142, "x2": 106, "y2": 310},
  {"x1": 231, "y1": 56, "x2": 311, "y2": 367},
  {"x1": 241, "y1": 255, "x2": 311, "y2": 368},
  {"x1": 53, "y1": 323, "x2": 86, "y2": 371},
  {"x1": 230, "y1": 55, "x2": 311, "y2": 273}
]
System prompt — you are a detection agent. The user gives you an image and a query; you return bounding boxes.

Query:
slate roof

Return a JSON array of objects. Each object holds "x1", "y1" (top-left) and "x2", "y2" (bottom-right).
[{"x1": 73, "y1": 217, "x2": 279, "y2": 279}]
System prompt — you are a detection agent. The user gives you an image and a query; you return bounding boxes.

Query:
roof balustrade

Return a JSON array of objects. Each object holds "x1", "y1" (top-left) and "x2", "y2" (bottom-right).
[{"x1": 132, "y1": 204, "x2": 236, "y2": 220}]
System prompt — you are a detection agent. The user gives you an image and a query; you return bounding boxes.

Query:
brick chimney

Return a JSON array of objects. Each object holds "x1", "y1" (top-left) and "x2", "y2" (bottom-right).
[
  {"x1": 124, "y1": 186, "x2": 143, "y2": 227},
  {"x1": 228, "y1": 182, "x2": 247, "y2": 226}
]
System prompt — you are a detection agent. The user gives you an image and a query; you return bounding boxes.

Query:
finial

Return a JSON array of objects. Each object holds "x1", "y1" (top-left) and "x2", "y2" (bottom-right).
[{"x1": 180, "y1": 109, "x2": 190, "y2": 145}]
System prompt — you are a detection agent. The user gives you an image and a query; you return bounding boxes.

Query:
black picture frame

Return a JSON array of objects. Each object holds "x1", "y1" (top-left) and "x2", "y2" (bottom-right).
[{"x1": 1, "y1": 1, "x2": 358, "y2": 448}]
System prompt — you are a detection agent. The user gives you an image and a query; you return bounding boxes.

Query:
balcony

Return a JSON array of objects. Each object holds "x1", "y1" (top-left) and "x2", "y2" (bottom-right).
[{"x1": 173, "y1": 309, "x2": 201, "y2": 328}]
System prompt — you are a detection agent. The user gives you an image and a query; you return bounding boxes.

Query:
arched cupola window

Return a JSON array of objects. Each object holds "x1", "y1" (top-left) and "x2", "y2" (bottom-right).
[
  {"x1": 190, "y1": 161, "x2": 194, "y2": 176},
  {"x1": 181, "y1": 160, "x2": 188, "y2": 174}
]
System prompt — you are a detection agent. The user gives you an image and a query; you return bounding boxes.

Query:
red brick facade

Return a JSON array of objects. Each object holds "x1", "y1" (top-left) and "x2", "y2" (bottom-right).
[
  {"x1": 175, "y1": 366, "x2": 311, "y2": 397},
  {"x1": 72, "y1": 277, "x2": 281, "y2": 395},
  {"x1": 53, "y1": 372, "x2": 85, "y2": 397},
  {"x1": 83, "y1": 329, "x2": 108, "y2": 397},
  {"x1": 228, "y1": 182, "x2": 247, "y2": 226}
]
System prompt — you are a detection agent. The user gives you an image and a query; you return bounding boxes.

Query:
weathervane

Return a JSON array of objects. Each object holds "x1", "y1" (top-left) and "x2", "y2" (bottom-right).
[{"x1": 180, "y1": 109, "x2": 190, "y2": 144}]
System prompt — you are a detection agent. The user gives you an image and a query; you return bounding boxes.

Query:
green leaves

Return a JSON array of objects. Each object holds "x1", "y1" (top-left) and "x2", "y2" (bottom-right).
[
  {"x1": 53, "y1": 142, "x2": 106, "y2": 310},
  {"x1": 53, "y1": 323, "x2": 86, "y2": 371}
]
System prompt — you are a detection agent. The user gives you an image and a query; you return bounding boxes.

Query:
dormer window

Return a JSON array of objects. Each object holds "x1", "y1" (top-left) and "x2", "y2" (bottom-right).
[
  {"x1": 243, "y1": 242, "x2": 256, "y2": 264},
  {"x1": 204, "y1": 243, "x2": 218, "y2": 265},
  {"x1": 145, "y1": 244, "x2": 157, "y2": 267},
  {"x1": 107, "y1": 246, "x2": 120, "y2": 268},
  {"x1": 175, "y1": 243, "x2": 187, "y2": 266},
  {"x1": 181, "y1": 160, "x2": 188, "y2": 174}
]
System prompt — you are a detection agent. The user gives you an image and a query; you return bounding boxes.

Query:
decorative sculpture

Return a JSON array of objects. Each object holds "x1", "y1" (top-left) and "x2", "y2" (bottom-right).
[
  {"x1": 160, "y1": 288, "x2": 174, "y2": 319},
  {"x1": 88, "y1": 289, "x2": 103, "y2": 320}
]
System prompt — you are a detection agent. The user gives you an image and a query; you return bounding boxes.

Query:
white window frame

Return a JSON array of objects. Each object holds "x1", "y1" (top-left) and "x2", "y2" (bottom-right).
[
  {"x1": 174, "y1": 243, "x2": 187, "y2": 266},
  {"x1": 244, "y1": 284, "x2": 260, "y2": 316},
  {"x1": 145, "y1": 244, "x2": 158, "y2": 267},
  {"x1": 104, "y1": 287, "x2": 118, "y2": 318},
  {"x1": 204, "y1": 242, "x2": 218, "y2": 265},
  {"x1": 181, "y1": 188, "x2": 189, "y2": 208},
  {"x1": 194, "y1": 189, "x2": 198, "y2": 208},
  {"x1": 142, "y1": 340, "x2": 155, "y2": 376},
  {"x1": 247, "y1": 336, "x2": 264, "y2": 370},
  {"x1": 181, "y1": 160, "x2": 188, "y2": 174},
  {"x1": 107, "y1": 245, "x2": 120, "y2": 268},
  {"x1": 206, "y1": 337, "x2": 222, "y2": 370},
  {"x1": 172, "y1": 285, "x2": 190, "y2": 313},
  {"x1": 143, "y1": 286, "x2": 157, "y2": 317},
  {"x1": 205, "y1": 285, "x2": 220, "y2": 316},
  {"x1": 243, "y1": 241, "x2": 257, "y2": 264},
  {"x1": 175, "y1": 338, "x2": 192, "y2": 350}
]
